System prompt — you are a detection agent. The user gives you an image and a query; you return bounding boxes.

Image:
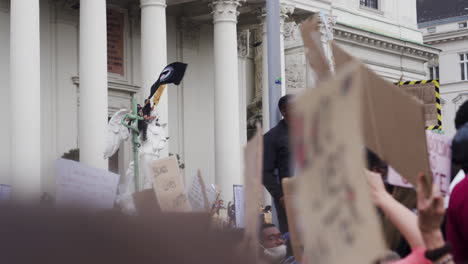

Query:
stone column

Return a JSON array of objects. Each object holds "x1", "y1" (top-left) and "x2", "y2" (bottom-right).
[
  {"x1": 211, "y1": 0, "x2": 245, "y2": 201},
  {"x1": 259, "y1": 4, "x2": 294, "y2": 131},
  {"x1": 257, "y1": 8, "x2": 270, "y2": 131},
  {"x1": 79, "y1": 0, "x2": 108, "y2": 170},
  {"x1": 140, "y1": 0, "x2": 168, "y2": 155},
  {"x1": 10, "y1": 0, "x2": 41, "y2": 200}
]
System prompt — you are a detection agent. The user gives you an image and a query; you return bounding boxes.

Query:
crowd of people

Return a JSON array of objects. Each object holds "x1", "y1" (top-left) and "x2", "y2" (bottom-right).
[
  {"x1": 1, "y1": 96, "x2": 468, "y2": 264},
  {"x1": 259, "y1": 95, "x2": 468, "y2": 264}
]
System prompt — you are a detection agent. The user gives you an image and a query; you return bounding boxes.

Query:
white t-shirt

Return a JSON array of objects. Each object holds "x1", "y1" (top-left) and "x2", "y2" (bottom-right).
[{"x1": 445, "y1": 170, "x2": 466, "y2": 208}]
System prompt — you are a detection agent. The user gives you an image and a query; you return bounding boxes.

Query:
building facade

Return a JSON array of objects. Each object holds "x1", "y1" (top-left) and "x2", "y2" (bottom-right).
[
  {"x1": 419, "y1": 12, "x2": 468, "y2": 137},
  {"x1": 0, "y1": 0, "x2": 437, "y2": 201}
]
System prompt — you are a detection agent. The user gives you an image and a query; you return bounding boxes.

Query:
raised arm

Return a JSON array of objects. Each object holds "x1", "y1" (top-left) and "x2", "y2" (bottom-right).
[{"x1": 365, "y1": 170, "x2": 424, "y2": 249}]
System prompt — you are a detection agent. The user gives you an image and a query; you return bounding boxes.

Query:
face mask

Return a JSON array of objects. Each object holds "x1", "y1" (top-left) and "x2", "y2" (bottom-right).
[{"x1": 263, "y1": 244, "x2": 287, "y2": 264}]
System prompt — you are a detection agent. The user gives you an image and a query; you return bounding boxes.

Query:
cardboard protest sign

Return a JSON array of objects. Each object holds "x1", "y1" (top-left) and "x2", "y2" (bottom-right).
[
  {"x1": 132, "y1": 188, "x2": 161, "y2": 216},
  {"x1": 55, "y1": 158, "x2": 120, "y2": 209},
  {"x1": 387, "y1": 131, "x2": 452, "y2": 195},
  {"x1": 292, "y1": 62, "x2": 386, "y2": 264},
  {"x1": 300, "y1": 16, "x2": 332, "y2": 82},
  {"x1": 396, "y1": 80, "x2": 442, "y2": 130},
  {"x1": 282, "y1": 178, "x2": 303, "y2": 263},
  {"x1": 151, "y1": 156, "x2": 191, "y2": 212},
  {"x1": 233, "y1": 184, "x2": 244, "y2": 228},
  {"x1": 241, "y1": 125, "x2": 263, "y2": 257},
  {"x1": 331, "y1": 41, "x2": 432, "y2": 187},
  {"x1": 187, "y1": 170, "x2": 218, "y2": 212}
]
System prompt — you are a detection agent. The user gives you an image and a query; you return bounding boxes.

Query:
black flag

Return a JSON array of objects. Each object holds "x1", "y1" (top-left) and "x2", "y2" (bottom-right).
[{"x1": 148, "y1": 62, "x2": 188, "y2": 99}]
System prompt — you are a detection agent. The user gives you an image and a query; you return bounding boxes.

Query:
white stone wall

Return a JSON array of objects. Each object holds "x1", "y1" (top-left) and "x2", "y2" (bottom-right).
[
  {"x1": 427, "y1": 39, "x2": 468, "y2": 137},
  {"x1": 420, "y1": 16, "x2": 468, "y2": 137},
  {"x1": 332, "y1": 0, "x2": 421, "y2": 42}
]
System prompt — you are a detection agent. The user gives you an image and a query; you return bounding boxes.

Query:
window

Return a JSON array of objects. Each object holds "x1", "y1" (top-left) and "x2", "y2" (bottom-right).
[
  {"x1": 460, "y1": 53, "x2": 468, "y2": 81},
  {"x1": 360, "y1": 0, "x2": 379, "y2": 9},
  {"x1": 459, "y1": 22, "x2": 467, "y2": 29},
  {"x1": 429, "y1": 66, "x2": 440, "y2": 80},
  {"x1": 427, "y1": 27, "x2": 436, "y2": 33}
]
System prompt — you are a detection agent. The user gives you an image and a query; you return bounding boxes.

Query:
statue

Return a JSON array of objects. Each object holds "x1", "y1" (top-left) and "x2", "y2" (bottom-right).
[{"x1": 104, "y1": 101, "x2": 168, "y2": 214}]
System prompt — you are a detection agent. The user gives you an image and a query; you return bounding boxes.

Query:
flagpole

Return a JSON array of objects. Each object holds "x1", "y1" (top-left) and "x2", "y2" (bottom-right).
[
  {"x1": 266, "y1": 0, "x2": 282, "y2": 230},
  {"x1": 122, "y1": 94, "x2": 144, "y2": 191},
  {"x1": 266, "y1": 0, "x2": 282, "y2": 128}
]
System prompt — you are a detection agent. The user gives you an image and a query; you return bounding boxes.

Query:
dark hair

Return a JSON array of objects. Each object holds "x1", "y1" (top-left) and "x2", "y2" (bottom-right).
[
  {"x1": 366, "y1": 149, "x2": 386, "y2": 170},
  {"x1": 452, "y1": 123, "x2": 468, "y2": 170},
  {"x1": 455, "y1": 100, "x2": 468, "y2": 130},
  {"x1": 278, "y1": 94, "x2": 293, "y2": 112},
  {"x1": 261, "y1": 223, "x2": 276, "y2": 231}
]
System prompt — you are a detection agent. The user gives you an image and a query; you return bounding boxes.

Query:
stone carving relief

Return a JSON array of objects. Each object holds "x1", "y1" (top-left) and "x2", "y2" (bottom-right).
[
  {"x1": 253, "y1": 27, "x2": 264, "y2": 99},
  {"x1": 283, "y1": 21, "x2": 302, "y2": 48},
  {"x1": 237, "y1": 29, "x2": 252, "y2": 58},
  {"x1": 285, "y1": 51, "x2": 306, "y2": 92}
]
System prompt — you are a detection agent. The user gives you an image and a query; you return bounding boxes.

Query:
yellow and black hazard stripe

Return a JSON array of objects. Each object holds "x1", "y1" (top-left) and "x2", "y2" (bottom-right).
[{"x1": 395, "y1": 79, "x2": 442, "y2": 131}]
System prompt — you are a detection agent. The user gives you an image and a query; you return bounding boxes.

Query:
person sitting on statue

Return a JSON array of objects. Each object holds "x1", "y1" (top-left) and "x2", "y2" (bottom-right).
[{"x1": 139, "y1": 99, "x2": 157, "y2": 142}]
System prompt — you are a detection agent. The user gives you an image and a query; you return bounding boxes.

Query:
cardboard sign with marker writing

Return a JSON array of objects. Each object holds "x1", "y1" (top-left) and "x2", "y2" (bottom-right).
[
  {"x1": 187, "y1": 170, "x2": 218, "y2": 212},
  {"x1": 331, "y1": 41, "x2": 432, "y2": 187},
  {"x1": 387, "y1": 131, "x2": 452, "y2": 195},
  {"x1": 151, "y1": 156, "x2": 191, "y2": 212},
  {"x1": 282, "y1": 178, "x2": 303, "y2": 263},
  {"x1": 241, "y1": 125, "x2": 263, "y2": 259},
  {"x1": 292, "y1": 63, "x2": 386, "y2": 264},
  {"x1": 55, "y1": 158, "x2": 120, "y2": 209}
]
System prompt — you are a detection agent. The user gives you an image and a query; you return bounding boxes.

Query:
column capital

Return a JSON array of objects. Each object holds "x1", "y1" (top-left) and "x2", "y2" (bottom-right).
[
  {"x1": 210, "y1": 0, "x2": 245, "y2": 24},
  {"x1": 140, "y1": 0, "x2": 166, "y2": 8}
]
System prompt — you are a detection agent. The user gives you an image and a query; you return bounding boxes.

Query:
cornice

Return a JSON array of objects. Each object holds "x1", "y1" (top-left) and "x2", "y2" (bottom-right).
[
  {"x1": 333, "y1": 25, "x2": 439, "y2": 61},
  {"x1": 72, "y1": 76, "x2": 140, "y2": 94},
  {"x1": 424, "y1": 29, "x2": 468, "y2": 45}
]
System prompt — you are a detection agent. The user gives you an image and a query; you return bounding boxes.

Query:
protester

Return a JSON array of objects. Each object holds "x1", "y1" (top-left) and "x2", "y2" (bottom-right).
[
  {"x1": 366, "y1": 149, "x2": 413, "y2": 256},
  {"x1": 454, "y1": 100, "x2": 468, "y2": 130},
  {"x1": 263, "y1": 94, "x2": 293, "y2": 233},
  {"x1": 139, "y1": 99, "x2": 157, "y2": 141},
  {"x1": 259, "y1": 223, "x2": 297, "y2": 264},
  {"x1": 367, "y1": 170, "x2": 454, "y2": 264},
  {"x1": 446, "y1": 122, "x2": 468, "y2": 263}
]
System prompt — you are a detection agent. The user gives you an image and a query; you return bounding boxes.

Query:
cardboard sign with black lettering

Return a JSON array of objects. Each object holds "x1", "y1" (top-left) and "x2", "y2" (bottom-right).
[
  {"x1": 331, "y1": 41, "x2": 432, "y2": 187},
  {"x1": 292, "y1": 63, "x2": 386, "y2": 264},
  {"x1": 151, "y1": 156, "x2": 191, "y2": 212}
]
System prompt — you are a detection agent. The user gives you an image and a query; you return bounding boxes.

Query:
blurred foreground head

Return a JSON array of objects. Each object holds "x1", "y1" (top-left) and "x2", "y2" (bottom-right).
[
  {"x1": 0, "y1": 205, "x2": 254, "y2": 264},
  {"x1": 452, "y1": 123, "x2": 468, "y2": 172}
]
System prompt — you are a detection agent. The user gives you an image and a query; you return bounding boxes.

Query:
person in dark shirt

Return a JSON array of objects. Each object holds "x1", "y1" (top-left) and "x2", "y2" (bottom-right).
[
  {"x1": 263, "y1": 95, "x2": 293, "y2": 233},
  {"x1": 139, "y1": 99, "x2": 157, "y2": 141}
]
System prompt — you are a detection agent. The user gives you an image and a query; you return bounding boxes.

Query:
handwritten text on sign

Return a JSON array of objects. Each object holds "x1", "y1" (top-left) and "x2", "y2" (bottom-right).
[
  {"x1": 55, "y1": 158, "x2": 120, "y2": 209},
  {"x1": 387, "y1": 131, "x2": 452, "y2": 195},
  {"x1": 151, "y1": 156, "x2": 191, "y2": 212},
  {"x1": 292, "y1": 64, "x2": 385, "y2": 264}
]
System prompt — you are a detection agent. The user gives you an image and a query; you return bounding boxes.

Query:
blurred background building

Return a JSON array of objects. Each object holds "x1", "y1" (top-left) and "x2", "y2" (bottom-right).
[
  {"x1": 0, "y1": 0, "x2": 438, "y2": 201},
  {"x1": 418, "y1": 0, "x2": 468, "y2": 137}
]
